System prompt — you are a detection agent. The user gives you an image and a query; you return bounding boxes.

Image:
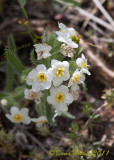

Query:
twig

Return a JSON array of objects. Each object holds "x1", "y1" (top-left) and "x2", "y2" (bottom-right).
[
  {"x1": 92, "y1": 36, "x2": 114, "y2": 43},
  {"x1": 82, "y1": 103, "x2": 106, "y2": 130},
  {"x1": 92, "y1": 0, "x2": 114, "y2": 26},
  {"x1": 80, "y1": 38, "x2": 114, "y2": 87},
  {"x1": 82, "y1": 0, "x2": 106, "y2": 29},
  {"x1": 75, "y1": 7, "x2": 114, "y2": 32},
  {"x1": 24, "y1": 130, "x2": 49, "y2": 154},
  {"x1": 88, "y1": 22, "x2": 107, "y2": 37}
]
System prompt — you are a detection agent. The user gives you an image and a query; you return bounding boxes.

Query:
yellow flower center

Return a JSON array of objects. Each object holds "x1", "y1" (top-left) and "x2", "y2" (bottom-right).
[
  {"x1": 56, "y1": 67, "x2": 65, "y2": 77},
  {"x1": 71, "y1": 35, "x2": 76, "y2": 41},
  {"x1": 82, "y1": 62, "x2": 87, "y2": 68},
  {"x1": 73, "y1": 74, "x2": 80, "y2": 83},
  {"x1": 13, "y1": 114, "x2": 24, "y2": 123},
  {"x1": 40, "y1": 120, "x2": 47, "y2": 124},
  {"x1": 37, "y1": 73, "x2": 47, "y2": 82},
  {"x1": 56, "y1": 92, "x2": 65, "y2": 103}
]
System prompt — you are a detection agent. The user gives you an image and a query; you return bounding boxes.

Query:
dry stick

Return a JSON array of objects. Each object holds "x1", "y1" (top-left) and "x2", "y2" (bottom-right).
[
  {"x1": 92, "y1": 36, "x2": 114, "y2": 43},
  {"x1": 92, "y1": 0, "x2": 114, "y2": 26},
  {"x1": 82, "y1": 103, "x2": 107, "y2": 130},
  {"x1": 24, "y1": 130, "x2": 49, "y2": 154},
  {"x1": 75, "y1": 7, "x2": 114, "y2": 32},
  {"x1": 88, "y1": 21, "x2": 107, "y2": 37},
  {"x1": 82, "y1": 0, "x2": 106, "y2": 29},
  {"x1": 80, "y1": 38, "x2": 114, "y2": 88}
]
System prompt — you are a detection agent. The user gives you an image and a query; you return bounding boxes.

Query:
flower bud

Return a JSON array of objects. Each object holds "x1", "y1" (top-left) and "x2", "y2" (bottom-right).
[{"x1": 1, "y1": 99, "x2": 8, "y2": 106}]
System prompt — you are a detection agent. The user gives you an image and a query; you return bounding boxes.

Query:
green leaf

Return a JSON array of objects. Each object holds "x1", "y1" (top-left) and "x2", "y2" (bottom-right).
[
  {"x1": 5, "y1": 34, "x2": 16, "y2": 92},
  {"x1": 8, "y1": 33, "x2": 16, "y2": 54},
  {"x1": 44, "y1": 91, "x2": 55, "y2": 126},
  {"x1": 20, "y1": 68, "x2": 32, "y2": 83},
  {"x1": 18, "y1": 0, "x2": 26, "y2": 8},
  {"x1": 5, "y1": 49, "x2": 25, "y2": 74},
  {"x1": 45, "y1": 103, "x2": 55, "y2": 126},
  {"x1": 42, "y1": 31, "x2": 64, "y2": 61},
  {"x1": 5, "y1": 63, "x2": 14, "y2": 92},
  {"x1": 76, "y1": 47, "x2": 84, "y2": 57},
  {"x1": 13, "y1": 86, "x2": 25, "y2": 100},
  {"x1": 93, "y1": 114, "x2": 100, "y2": 120},
  {"x1": 69, "y1": 61, "x2": 79, "y2": 75},
  {"x1": 0, "y1": 92, "x2": 8, "y2": 99},
  {"x1": 30, "y1": 49, "x2": 51, "y2": 68},
  {"x1": 62, "y1": 112, "x2": 75, "y2": 119},
  {"x1": 42, "y1": 28, "x2": 48, "y2": 43},
  {"x1": 69, "y1": 122, "x2": 79, "y2": 133},
  {"x1": 18, "y1": 0, "x2": 28, "y2": 19}
]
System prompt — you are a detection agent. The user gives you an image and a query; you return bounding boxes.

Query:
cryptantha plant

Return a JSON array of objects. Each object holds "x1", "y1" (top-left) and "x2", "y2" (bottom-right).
[{"x1": 1, "y1": 22, "x2": 91, "y2": 127}]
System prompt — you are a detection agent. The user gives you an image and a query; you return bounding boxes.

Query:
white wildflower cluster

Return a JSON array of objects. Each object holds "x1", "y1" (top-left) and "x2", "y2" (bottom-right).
[{"x1": 5, "y1": 23, "x2": 91, "y2": 126}]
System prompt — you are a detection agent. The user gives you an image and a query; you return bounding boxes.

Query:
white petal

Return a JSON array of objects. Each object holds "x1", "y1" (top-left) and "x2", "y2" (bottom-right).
[
  {"x1": 62, "y1": 61, "x2": 69, "y2": 69},
  {"x1": 43, "y1": 52, "x2": 51, "y2": 58},
  {"x1": 51, "y1": 59, "x2": 59, "y2": 67},
  {"x1": 59, "y1": 85, "x2": 68, "y2": 93},
  {"x1": 67, "y1": 41, "x2": 78, "y2": 48},
  {"x1": 23, "y1": 117, "x2": 31, "y2": 124},
  {"x1": 47, "y1": 96, "x2": 53, "y2": 104},
  {"x1": 26, "y1": 77, "x2": 33, "y2": 86},
  {"x1": 58, "y1": 23, "x2": 67, "y2": 30},
  {"x1": 55, "y1": 103, "x2": 68, "y2": 113},
  {"x1": 31, "y1": 118, "x2": 39, "y2": 122},
  {"x1": 80, "y1": 75, "x2": 85, "y2": 82},
  {"x1": 10, "y1": 107, "x2": 19, "y2": 116},
  {"x1": 28, "y1": 69, "x2": 37, "y2": 78},
  {"x1": 47, "y1": 69, "x2": 53, "y2": 81},
  {"x1": 71, "y1": 84, "x2": 79, "y2": 91},
  {"x1": 32, "y1": 81, "x2": 41, "y2": 91},
  {"x1": 6, "y1": 114, "x2": 13, "y2": 122},
  {"x1": 68, "y1": 28, "x2": 76, "y2": 36},
  {"x1": 63, "y1": 72, "x2": 70, "y2": 81},
  {"x1": 81, "y1": 54, "x2": 85, "y2": 59},
  {"x1": 20, "y1": 108, "x2": 29, "y2": 117},
  {"x1": 68, "y1": 78, "x2": 73, "y2": 87},
  {"x1": 67, "y1": 93, "x2": 73, "y2": 104},
  {"x1": 76, "y1": 58, "x2": 83, "y2": 66},
  {"x1": 36, "y1": 64, "x2": 46, "y2": 72},
  {"x1": 53, "y1": 77, "x2": 63, "y2": 86},
  {"x1": 41, "y1": 81, "x2": 51, "y2": 90}
]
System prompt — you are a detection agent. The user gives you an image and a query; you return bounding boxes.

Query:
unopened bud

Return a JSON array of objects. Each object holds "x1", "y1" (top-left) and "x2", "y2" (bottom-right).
[{"x1": 1, "y1": 99, "x2": 8, "y2": 106}]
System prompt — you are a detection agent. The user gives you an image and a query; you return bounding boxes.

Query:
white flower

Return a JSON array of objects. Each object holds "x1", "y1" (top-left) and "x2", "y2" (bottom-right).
[
  {"x1": 26, "y1": 64, "x2": 53, "y2": 91},
  {"x1": 6, "y1": 107, "x2": 31, "y2": 124},
  {"x1": 31, "y1": 116, "x2": 47, "y2": 127},
  {"x1": 51, "y1": 59, "x2": 70, "y2": 86},
  {"x1": 34, "y1": 43, "x2": 52, "y2": 60},
  {"x1": 61, "y1": 44, "x2": 75, "y2": 57},
  {"x1": 80, "y1": 68, "x2": 91, "y2": 76},
  {"x1": 47, "y1": 85, "x2": 73, "y2": 115},
  {"x1": 26, "y1": 69, "x2": 37, "y2": 86},
  {"x1": 24, "y1": 89, "x2": 43, "y2": 104},
  {"x1": 76, "y1": 54, "x2": 91, "y2": 75},
  {"x1": 68, "y1": 69, "x2": 85, "y2": 91},
  {"x1": 56, "y1": 22, "x2": 78, "y2": 48},
  {"x1": 0, "y1": 99, "x2": 8, "y2": 106}
]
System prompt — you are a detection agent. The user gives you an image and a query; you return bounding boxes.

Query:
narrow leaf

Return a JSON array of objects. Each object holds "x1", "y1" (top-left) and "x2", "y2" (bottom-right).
[
  {"x1": 62, "y1": 112, "x2": 75, "y2": 119},
  {"x1": 5, "y1": 49, "x2": 25, "y2": 74},
  {"x1": 5, "y1": 34, "x2": 17, "y2": 91}
]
